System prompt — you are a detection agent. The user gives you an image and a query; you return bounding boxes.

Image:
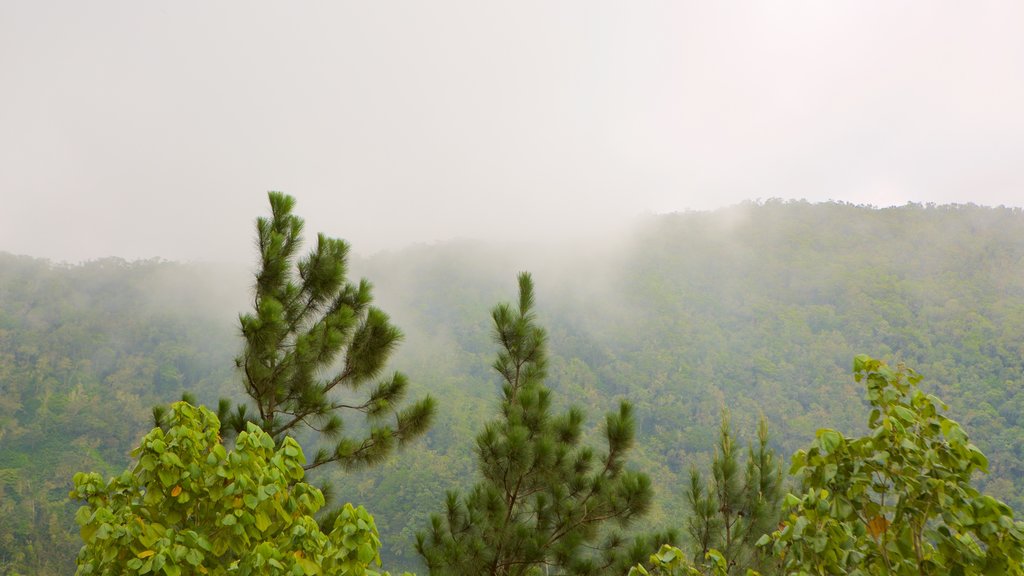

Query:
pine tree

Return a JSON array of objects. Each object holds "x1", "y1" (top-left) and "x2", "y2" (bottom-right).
[
  {"x1": 686, "y1": 414, "x2": 782, "y2": 575},
  {"x1": 416, "y1": 273, "x2": 662, "y2": 576},
  {"x1": 160, "y1": 192, "x2": 435, "y2": 471}
]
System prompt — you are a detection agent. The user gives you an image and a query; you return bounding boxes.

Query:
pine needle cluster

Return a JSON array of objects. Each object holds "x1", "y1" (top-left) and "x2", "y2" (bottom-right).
[{"x1": 157, "y1": 192, "x2": 436, "y2": 472}]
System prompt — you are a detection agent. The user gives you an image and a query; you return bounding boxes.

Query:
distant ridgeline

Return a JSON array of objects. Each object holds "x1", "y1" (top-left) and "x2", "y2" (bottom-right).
[{"x1": 2, "y1": 201, "x2": 1023, "y2": 574}]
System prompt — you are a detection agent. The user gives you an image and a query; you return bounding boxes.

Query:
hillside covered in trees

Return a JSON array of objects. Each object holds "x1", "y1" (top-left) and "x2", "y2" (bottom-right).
[{"x1": 2, "y1": 201, "x2": 1023, "y2": 574}]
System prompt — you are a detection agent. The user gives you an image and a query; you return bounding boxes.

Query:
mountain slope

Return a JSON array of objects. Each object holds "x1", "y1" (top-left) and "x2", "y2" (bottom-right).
[{"x1": 2, "y1": 201, "x2": 1023, "y2": 574}]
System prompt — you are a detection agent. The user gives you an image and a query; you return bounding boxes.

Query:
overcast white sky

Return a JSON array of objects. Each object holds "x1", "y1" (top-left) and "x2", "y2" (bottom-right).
[{"x1": 2, "y1": 1, "x2": 1023, "y2": 263}]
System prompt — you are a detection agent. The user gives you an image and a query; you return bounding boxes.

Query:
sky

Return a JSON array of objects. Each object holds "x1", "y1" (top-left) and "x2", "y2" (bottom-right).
[{"x1": 2, "y1": 1, "x2": 1023, "y2": 263}]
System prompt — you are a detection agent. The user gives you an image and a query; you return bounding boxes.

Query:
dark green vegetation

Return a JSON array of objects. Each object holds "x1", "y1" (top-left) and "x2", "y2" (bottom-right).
[
  {"x1": 209, "y1": 193, "x2": 434, "y2": 472},
  {"x1": 684, "y1": 415, "x2": 782, "y2": 574},
  {"x1": 416, "y1": 273, "x2": 666, "y2": 575},
  {"x1": 2, "y1": 201, "x2": 1024, "y2": 573}
]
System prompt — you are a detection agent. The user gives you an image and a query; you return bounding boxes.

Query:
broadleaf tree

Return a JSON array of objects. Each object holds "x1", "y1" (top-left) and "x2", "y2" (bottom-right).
[
  {"x1": 762, "y1": 355, "x2": 1024, "y2": 575},
  {"x1": 416, "y1": 273, "x2": 668, "y2": 576},
  {"x1": 165, "y1": 192, "x2": 436, "y2": 471},
  {"x1": 70, "y1": 402, "x2": 409, "y2": 576}
]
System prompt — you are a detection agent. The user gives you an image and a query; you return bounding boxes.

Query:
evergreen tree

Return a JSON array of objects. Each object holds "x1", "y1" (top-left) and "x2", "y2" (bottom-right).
[
  {"x1": 160, "y1": 192, "x2": 435, "y2": 471},
  {"x1": 686, "y1": 414, "x2": 782, "y2": 575},
  {"x1": 415, "y1": 273, "x2": 660, "y2": 576}
]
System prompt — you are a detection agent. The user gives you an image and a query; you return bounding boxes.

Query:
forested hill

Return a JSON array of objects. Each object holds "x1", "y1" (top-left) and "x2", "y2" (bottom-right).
[
  {"x1": 0, "y1": 257, "x2": 245, "y2": 573},
  {"x1": 3, "y1": 201, "x2": 1024, "y2": 574}
]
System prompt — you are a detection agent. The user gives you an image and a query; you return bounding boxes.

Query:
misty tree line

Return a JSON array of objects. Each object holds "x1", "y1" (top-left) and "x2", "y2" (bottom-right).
[{"x1": 2, "y1": 197, "x2": 1024, "y2": 574}]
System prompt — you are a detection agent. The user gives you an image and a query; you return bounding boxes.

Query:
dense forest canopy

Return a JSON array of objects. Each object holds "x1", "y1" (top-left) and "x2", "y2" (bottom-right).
[{"x1": 2, "y1": 201, "x2": 1023, "y2": 574}]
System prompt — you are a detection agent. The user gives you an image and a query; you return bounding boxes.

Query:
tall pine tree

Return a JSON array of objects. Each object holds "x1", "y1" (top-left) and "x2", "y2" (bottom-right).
[
  {"x1": 416, "y1": 273, "x2": 661, "y2": 576},
  {"x1": 164, "y1": 192, "x2": 436, "y2": 471}
]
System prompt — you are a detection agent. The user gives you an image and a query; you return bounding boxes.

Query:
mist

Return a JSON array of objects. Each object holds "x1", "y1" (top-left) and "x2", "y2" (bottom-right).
[
  {"x1": 2, "y1": 1, "x2": 1023, "y2": 264},
  {"x1": 5, "y1": 5, "x2": 1024, "y2": 570},
  {"x1": 4, "y1": 201, "x2": 1024, "y2": 573}
]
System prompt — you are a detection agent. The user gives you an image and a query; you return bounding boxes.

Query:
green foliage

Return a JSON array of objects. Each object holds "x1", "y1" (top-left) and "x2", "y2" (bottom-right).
[
  {"x1": 7, "y1": 202, "x2": 1024, "y2": 572},
  {"x1": 0, "y1": 254, "x2": 242, "y2": 574},
  {"x1": 213, "y1": 192, "x2": 435, "y2": 471},
  {"x1": 685, "y1": 415, "x2": 782, "y2": 575},
  {"x1": 628, "y1": 545, "x2": 759, "y2": 576},
  {"x1": 347, "y1": 202, "x2": 1024, "y2": 567},
  {"x1": 763, "y1": 355, "x2": 1024, "y2": 575},
  {"x1": 415, "y1": 273, "x2": 660, "y2": 575},
  {"x1": 70, "y1": 401, "x2": 408, "y2": 576}
]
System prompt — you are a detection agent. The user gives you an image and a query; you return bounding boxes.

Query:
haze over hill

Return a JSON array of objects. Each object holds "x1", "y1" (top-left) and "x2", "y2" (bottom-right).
[
  {"x1": 3, "y1": 2, "x2": 1024, "y2": 262},
  {"x1": 2, "y1": 201, "x2": 1023, "y2": 573},
  {"x1": 4, "y1": 2, "x2": 1024, "y2": 573}
]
